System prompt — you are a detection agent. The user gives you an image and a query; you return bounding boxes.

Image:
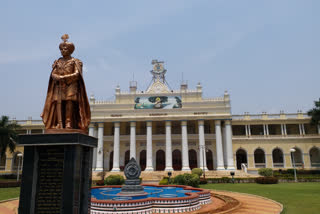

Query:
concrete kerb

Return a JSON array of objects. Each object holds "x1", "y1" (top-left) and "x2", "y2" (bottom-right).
[
  {"x1": 211, "y1": 192, "x2": 242, "y2": 214},
  {"x1": 0, "y1": 198, "x2": 19, "y2": 204}
]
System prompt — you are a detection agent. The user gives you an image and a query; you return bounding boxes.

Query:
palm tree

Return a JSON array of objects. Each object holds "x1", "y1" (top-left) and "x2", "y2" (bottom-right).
[
  {"x1": 0, "y1": 116, "x2": 20, "y2": 157},
  {"x1": 308, "y1": 99, "x2": 320, "y2": 125}
]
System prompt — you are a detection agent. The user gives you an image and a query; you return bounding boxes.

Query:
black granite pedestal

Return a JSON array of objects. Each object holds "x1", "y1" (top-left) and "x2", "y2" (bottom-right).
[{"x1": 17, "y1": 133, "x2": 97, "y2": 214}]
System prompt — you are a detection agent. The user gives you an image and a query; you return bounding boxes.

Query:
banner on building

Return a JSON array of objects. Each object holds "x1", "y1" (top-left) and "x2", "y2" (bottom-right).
[{"x1": 134, "y1": 96, "x2": 182, "y2": 109}]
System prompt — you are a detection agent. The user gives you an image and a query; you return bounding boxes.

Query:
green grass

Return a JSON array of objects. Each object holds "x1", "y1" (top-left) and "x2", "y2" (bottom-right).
[
  {"x1": 200, "y1": 182, "x2": 320, "y2": 214},
  {"x1": 0, "y1": 187, "x2": 20, "y2": 201}
]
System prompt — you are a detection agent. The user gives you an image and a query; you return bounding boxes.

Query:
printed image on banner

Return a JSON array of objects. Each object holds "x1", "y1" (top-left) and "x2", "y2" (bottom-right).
[{"x1": 134, "y1": 96, "x2": 182, "y2": 109}]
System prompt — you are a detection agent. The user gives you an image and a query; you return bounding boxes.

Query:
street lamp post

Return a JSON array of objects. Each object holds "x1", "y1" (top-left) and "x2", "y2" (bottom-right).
[
  {"x1": 290, "y1": 148, "x2": 297, "y2": 182},
  {"x1": 16, "y1": 153, "x2": 23, "y2": 181}
]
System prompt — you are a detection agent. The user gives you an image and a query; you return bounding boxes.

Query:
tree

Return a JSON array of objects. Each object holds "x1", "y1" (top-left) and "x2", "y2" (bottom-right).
[
  {"x1": 0, "y1": 116, "x2": 20, "y2": 156},
  {"x1": 308, "y1": 99, "x2": 320, "y2": 125}
]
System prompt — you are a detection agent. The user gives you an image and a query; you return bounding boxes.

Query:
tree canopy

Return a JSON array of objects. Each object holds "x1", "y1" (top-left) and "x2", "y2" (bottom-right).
[
  {"x1": 0, "y1": 116, "x2": 20, "y2": 156},
  {"x1": 308, "y1": 99, "x2": 320, "y2": 125}
]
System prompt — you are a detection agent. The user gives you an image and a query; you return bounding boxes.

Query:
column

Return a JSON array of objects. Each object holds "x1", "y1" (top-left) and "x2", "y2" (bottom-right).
[
  {"x1": 318, "y1": 124, "x2": 320, "y2": 134},
  {"x1": 225, "y1": 120, "x2": 235, "y2": 170},
  {"x1": 266, "y1": 124, "x2": 269, "y2": 135},
  {"x1": 96, "y1": 123, "x2": 104, "y2": 171},
  {"x1": 130, "y1": 122, "x2": 136, "y2": 159},
  {"x1": 112, "y1": 122, "x2": 120, "y2": 171},
  {"x1": 245, "y1": 124, "x2": 248, "y2": 136},
  {"x1": 89, "y1": 123, "x2": 96, "y2": 170},
  {"x1": 181, "y1": 121, "x2": 190, "y2": 171},
  {"x1": 299, "y1": 124, "x2": 303, "y2": 135},
  {"x1": 301, "y1": 124, "x2": 305, "y2": 135},
  {"x1": 283, "y1": 124, "x2": 287, "y2": 135},
  {"x1": 281, "y1": 124, "x2": 284, "y2": 136},
  {"x1": 145, "y1": 121, "x2": 154, "y2": 171},
  {"x1": 165, "y1": 121, "x2": 173, "y2": 171},
  {"x1": 198, "y1": 120, "x2": 208, "y2": 171},
  {"x1": 215, "y1": 120, "x2": 225, "y2": 170},
  {"x1": 263, "y1": 124, "x2": 266, "y2": 136}
]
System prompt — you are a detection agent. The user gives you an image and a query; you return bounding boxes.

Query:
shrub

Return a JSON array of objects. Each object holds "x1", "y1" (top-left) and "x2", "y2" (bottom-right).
[
  {"x1": 255, "y1": 176, "x2": 278, "y2": 184},
  {"x1": 104, "y1": 175, "x2": 125, "y2": 185},
  {"x1": 173, "y1": 173, "x2": 200, "y2": 187},
  {"x1": 159, "y1": 178, "x2": 169, "y2": 185},
  {"x1": 183, "y1": 173, "x2": 200, "y2": 187},
  {"x1": 0, "y1": 181, "x2": 20, "y2": 188},
  {"x1": 221, "y1": 177, "x2": 231, "y2": 183},
  {"x1": 258, "y1": 168, "x2": 273, "y2": 177},
  {"x1": 199, "y1": 178, "x2": 207, "y2": 184},
  {"x1": 191, "y1": 168, "x2": 203, "y2": 177},
  {"x1": 96, "y1": 180, "x2": 105, "y2": 186},
  {"x1": 173, "y1": 174, "x2": 185, "y2": 185}
]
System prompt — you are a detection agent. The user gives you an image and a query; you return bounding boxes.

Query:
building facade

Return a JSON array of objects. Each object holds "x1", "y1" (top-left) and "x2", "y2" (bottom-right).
[{"x1": 1, "y1": 61, "x2": 320, "y2": 175}]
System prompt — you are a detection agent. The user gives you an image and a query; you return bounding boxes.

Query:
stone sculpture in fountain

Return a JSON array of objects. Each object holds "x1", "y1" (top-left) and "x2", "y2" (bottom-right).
[{"x1": 119, "y1": 158, "x2": 146, "y2": 196}]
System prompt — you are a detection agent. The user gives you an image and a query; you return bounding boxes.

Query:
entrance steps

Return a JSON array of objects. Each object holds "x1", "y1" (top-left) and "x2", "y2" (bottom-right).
[{"x1": 92, "y1": 170, "x2": 258, "y2": 181}]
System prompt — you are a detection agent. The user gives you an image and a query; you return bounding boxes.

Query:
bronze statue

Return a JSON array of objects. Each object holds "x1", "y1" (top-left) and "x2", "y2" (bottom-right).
[{"x1": 41, "y1": 34, "x2": 90, "y2": 133}]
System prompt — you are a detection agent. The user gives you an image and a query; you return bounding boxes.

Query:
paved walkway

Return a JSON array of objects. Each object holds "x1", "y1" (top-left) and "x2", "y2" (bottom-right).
[
  {"x1": 214, "y1": 190, "x2": 283, "y2": 214},
  {"x1": 0, "y1": 191, "x2": 282, "y2": 214},
  {"x1": 0, "y1": 199, "x2": 18, "y2": 214}
]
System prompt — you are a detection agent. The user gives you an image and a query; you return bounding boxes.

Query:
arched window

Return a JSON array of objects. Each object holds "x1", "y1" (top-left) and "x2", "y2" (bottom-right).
[
  {"x1": 291, "y1": 147, "x2": 303, "y2": 167},
  {"x1": 272, "y1": 148, "x2": 284, "y2": 168},
  {"x1": 124, "y1": 150, "x2": 130, "y2": 166},
  {"x1": 254, "y1": 148, "x2": 266, "y2": 168},
  {"x1": 206, "y1": 149, "x2": 213, "y2": 170},
  {"x1": 139, "y1": 150, "x2": 146, "y2": 171},
  {"x1": 156, "y1": 150, "x2": 165, "y2": 171},
  {"x1": 172, "y1": 150, "x2": 182, "y2": 170},
  {"x1": 310, "y1": 147, "x2": 320, "y2": 167},
  {"x1": 109, "y1": 151, "x2": 113, "y2": 171},
  {"x1": 189, "y1": 149, "x2": 197, "y2": 169},
  {"x1": 0, "y1": 154, "x2": 6, "y2": 170},
  {"x1": 236, "y1": 149, "x2": 247, "y2": 170}
]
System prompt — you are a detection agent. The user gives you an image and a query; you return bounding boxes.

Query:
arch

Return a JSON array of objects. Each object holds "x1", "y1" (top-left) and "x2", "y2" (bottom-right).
[
  {"x1": 172, "y1": 149, "x2": 182, "y2": 170},
  {"x1": 254, "y1": 148, "x2": 266, "y2": 168},
  {"x1": 124, "y1": 150, "x2": 130, "y2": 166},
  {"x1": 156, "y1": 150, "x2": 165, "y2": 171},
  {"x1": 291, "y1": 147, "x2": 304, "y2": 167},
  {"x1": 139, "y1": 150, "x2": 146, "y2": 171},
  {"x1": 109, "y1": 151, "x2": 113, "y2": 171},
  {"x1": 309, "y1": 147, "x2": 320, "y2": 167},
  {"x1": 11, "y1": 152, "x2": 22, "y2": 171},
  {"x1": 189, "y1": 149, "x2": 197, "y2": 169},
  {"x1": 206, "y1": 149, "x2": 213, "y2": 170},
  {"x1": 236, "y1": 149, "x2": 247, "y2": 170},
  {"x1": 0, "y1": 154, "x2": 6, "y2": 170},
  {"x1": 272, "y1": 148, "x2": 284, "y2": 168}
]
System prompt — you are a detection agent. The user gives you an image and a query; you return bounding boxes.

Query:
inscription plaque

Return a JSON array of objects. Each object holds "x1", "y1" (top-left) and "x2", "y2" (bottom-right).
[{"x1": 35, "y1": 146, "x2": 64, "y2": 214}]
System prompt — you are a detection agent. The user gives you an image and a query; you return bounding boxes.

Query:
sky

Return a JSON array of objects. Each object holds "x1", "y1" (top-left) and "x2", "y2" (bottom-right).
[{"x1": 0, "y1": 0, "x2": 319, "y2": 120}]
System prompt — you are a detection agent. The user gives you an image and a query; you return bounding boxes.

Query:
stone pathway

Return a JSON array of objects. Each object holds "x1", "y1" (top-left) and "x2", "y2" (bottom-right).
[
  {"x1": 0, "y1": 191, "x2": 282, "y2": 214},
  {"x1": 0, "y1": 199, "x2": 18, "y2": 214},
  {"x1": 214, "y1": 190, "x2": 283, "y2": 214}
]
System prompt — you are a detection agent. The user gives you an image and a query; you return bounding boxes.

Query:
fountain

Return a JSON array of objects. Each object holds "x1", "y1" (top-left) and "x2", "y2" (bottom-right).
[{"x1": 90, "y1": 158, "x2": 212, "y2": 213}]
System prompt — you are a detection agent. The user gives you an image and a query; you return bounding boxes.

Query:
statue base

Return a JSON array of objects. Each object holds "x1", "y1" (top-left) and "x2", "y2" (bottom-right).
[
  {"x1": 45, "y1": 129, "x2": 88, "y2": 135},
  {"x1": 17, "y1": 133, "x2": 97, "y2": 214}
]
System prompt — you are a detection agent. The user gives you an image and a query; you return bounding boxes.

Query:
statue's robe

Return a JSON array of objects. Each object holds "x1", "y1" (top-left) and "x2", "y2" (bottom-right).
[{"x1": 41, "y1": 57, "x2": 90, "y2": 130}]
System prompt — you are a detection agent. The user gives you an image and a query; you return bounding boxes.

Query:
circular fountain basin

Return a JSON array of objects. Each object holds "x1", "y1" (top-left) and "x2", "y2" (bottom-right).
[{"x1": 91, "y1": 184, "x2": 212, "y2": 214}]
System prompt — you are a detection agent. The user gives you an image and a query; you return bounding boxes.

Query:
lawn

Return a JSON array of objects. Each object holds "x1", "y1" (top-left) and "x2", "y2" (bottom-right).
[
  {"x1": 200, "y1": 182, "x2": 320, "y2": 214},
  {"x1": 0, "y1": 187, "x2": 20, "y2": 201}
]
